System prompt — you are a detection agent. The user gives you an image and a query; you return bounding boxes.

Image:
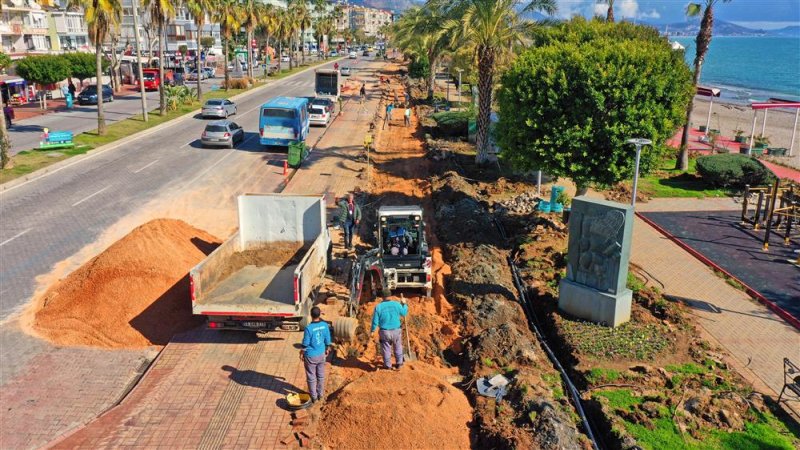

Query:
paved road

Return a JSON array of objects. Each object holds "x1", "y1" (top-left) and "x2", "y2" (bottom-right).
[
  {"x1": 0, "y1": 56, "x2": 367, "y2": 321},
  {"x1": 5, "y1": 60, "x2": 323, "y2": 155}
]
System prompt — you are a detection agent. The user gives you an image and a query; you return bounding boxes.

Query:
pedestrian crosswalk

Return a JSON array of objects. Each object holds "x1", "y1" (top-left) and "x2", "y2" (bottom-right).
[{"x1": 281, "y1": 79, "x2": 314, "y2": 88}]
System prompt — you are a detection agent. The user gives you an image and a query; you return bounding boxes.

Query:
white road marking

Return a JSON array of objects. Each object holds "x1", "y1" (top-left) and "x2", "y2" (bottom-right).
[
  {"x1": 72, "y1": 185, "x2": 110, "y2": 207},
  {"x1": 180, "y1": 140, "x2": 195, "y2": 148},
  {"x1": 184, "y1": 150, "x2": 237, "y2": 188},
  {"x1": 0, "y1": 229, "x2": 30, "y2": 247},
  {"x1": 133, "y1": 159, "x2": 159, "y2": 173}
]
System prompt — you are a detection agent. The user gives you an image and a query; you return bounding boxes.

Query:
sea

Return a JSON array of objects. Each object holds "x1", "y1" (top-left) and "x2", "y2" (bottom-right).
[{"x1": 672, "y1": 36, "x2": 800, "y2": 103}]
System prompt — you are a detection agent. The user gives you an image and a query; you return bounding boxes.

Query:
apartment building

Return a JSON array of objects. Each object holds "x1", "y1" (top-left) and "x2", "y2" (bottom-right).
[
  {"x1": 333, "y1": 2, "x2": 392, "y2": 38},
  {"x1": 1, "y1": 0, "x2": 52, "y2": 54}
]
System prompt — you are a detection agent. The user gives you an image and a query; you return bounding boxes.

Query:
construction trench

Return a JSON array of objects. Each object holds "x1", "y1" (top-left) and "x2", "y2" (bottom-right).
[{"x1": 18, "y1": 62, "x2": 799, "y2": 449}]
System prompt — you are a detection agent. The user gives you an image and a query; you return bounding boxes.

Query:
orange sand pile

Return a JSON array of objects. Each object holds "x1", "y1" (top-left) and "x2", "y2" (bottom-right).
[
  {"x1": 29, "y1": 219, "x2": 220, "y2": 348},
  {"x1": 319, "y1": 362, "x2": 472, "y2": 449}
]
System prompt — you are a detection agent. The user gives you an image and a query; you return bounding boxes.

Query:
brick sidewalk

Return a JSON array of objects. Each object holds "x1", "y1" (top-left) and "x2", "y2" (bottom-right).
[{"x1": 631, "y1": 198, "x2": 800, "y2": 406}]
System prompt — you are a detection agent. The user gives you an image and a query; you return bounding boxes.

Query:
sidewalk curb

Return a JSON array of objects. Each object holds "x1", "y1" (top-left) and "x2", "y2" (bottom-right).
[
  {"x1": 635, "y1": 211, "x2": 800, "y2": 331},
  {"x1": 1, "y1": 58, "x2": 343, "y2": 194}
]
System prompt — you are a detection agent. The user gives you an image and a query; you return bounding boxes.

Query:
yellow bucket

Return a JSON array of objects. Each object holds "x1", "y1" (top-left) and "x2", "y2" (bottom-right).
[{"x1": 286, "y1": 392, "x2": 312, "y2": 409}]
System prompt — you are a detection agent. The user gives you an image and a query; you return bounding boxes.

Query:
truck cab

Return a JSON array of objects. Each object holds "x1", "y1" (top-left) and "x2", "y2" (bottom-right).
[{"x1": 376, "y1": 205, "x2": 432, "y2": 297}]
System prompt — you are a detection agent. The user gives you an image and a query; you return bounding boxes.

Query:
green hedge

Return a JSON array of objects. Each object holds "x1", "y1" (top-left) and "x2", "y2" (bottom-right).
[
  {"x1": 409, "y1": 55, "x2": 430, "y2": 80},
  {"x1": 432, "y1": 111, "x2": 473, "y2": 137},
  {"x1": 695, "y1": 154, "x2": 775, "y2": 188}
]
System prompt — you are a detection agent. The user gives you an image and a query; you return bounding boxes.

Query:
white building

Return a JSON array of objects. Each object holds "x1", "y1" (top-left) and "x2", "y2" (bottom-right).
[{"x1": 0, "y1": 0, "x2": 51, "y2": 55}]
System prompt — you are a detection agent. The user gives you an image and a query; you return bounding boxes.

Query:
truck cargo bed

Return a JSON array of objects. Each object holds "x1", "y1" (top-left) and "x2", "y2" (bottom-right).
[{"x1": 198, "y1": 264, "x2": 296, "y2": 313}]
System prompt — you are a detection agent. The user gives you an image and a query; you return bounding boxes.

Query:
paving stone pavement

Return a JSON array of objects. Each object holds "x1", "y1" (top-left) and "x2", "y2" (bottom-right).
[{"x1": 631, "y1": 198, "x2": 800, "y2": 405}]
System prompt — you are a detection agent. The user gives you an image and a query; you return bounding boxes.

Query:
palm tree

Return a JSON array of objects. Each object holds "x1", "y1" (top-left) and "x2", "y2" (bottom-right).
[
  {"x1": 70, "y1": 0, "x2": 122, "y2": 135},
  {"x1": 676, "y1": 0, "x2": 731, "y2": 170},
  {"x1": 258, "y1": 4, "x2": 278, "y2": 68},
  {"x1": 392, "y1": 4, "x2": 450, "y2": 101},
  {"x1": 215, "y1": 0, "x2": 242, "y2": 90},
  {"x1": 241, "y1": 0, "x2": 260, "y2": 78},
  {"x1": 448, "y1": 0, "x2": 556, "y2": 164},
  {"x1": 605, "y1": 0, "x2": 615, "y2": 22},
  {"x1": 290, "y1": 0, "x2": 312, "y2": 66},
  {"x1": 144, "y1": 0, "x2": 176, "y2": 115},
  {"x1": 283, "y1": 8, "x2": 300, "y2": 70},
  {"x1": 186, "y1": 0, "x2": 211, "y2": 100},
  {"x1": 275, "y1": 9, "x2": 292, "y2": 73},
  {"x1": 314, "y1": 16, "x2": 333, "y2": 58},
  {"x1": 0, "y1": 98, "x2": 11, "y2": 169}
]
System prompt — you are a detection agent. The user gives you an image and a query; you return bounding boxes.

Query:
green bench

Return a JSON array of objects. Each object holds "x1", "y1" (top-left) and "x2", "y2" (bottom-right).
[{"x1": 40, "y1": 130, "x2": 75, "y2": 150}]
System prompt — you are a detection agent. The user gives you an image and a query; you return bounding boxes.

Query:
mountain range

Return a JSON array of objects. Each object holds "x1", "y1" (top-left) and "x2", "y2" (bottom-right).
[{"x1": 650, "y1": 20, "x2": 800, "y2": 37}]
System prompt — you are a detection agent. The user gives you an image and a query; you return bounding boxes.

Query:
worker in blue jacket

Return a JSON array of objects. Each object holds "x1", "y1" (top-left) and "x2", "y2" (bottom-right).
[
  {"x1": 371, "y1": 296, "x2": 408, "y2": 370},
  {"x1": 300, "y1": 307, "x2": 331, "y2": 403}
]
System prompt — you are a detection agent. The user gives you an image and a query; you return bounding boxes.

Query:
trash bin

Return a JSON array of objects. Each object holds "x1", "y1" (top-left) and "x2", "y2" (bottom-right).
[
  {"x1": 288, "y1": 141, "x2": 308, "y2": 168},
  {"x1": 65, "y1": 93, "x2": 73, "y2": 109},
  {"x1": 550, "y1": 185, "x2": 565, "y2": 207}
]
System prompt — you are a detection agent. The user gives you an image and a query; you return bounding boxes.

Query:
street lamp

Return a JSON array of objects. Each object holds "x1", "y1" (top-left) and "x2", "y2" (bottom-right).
[
  {"x1": 627, "y1": 138, "x2": 652, "y2": 207},
  {"x1": 456, "y1": 68, "x2": 463, "y2": 107}
]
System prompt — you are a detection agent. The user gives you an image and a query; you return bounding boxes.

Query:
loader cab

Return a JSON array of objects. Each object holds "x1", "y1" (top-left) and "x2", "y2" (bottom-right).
[{"x1": 377, "y1": 206, "x2": 429, "y2": 264}]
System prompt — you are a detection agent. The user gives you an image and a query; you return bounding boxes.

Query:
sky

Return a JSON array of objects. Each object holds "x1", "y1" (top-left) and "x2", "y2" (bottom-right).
[{"x1": 552, "y1": 0, "x2": 800, "y2": 29}]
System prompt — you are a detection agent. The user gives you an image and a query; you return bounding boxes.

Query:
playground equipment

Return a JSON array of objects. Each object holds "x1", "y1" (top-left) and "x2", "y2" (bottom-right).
[{"x1": 741, "y1": 180, "x2": 799, "y2": 259}]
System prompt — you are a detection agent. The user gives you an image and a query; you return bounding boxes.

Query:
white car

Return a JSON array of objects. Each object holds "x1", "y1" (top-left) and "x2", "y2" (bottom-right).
[
  {"x1": 309, "y1": 104, "x2": 331, "y2": 127},
  {"x1": 348, "y1": 51, "x2": 357, "y2": 59},
  {"x1": 202, "y1": 99, "x2": 237, "y2": 118},
  {"x1": 281, "y1": 55, "x2": 290, "y2": 62},
  {"x1": 340, "y1": 66, "x2": 351, "y2": 76},
  {"x1": 186, "y1": 69, "x2": 206, "y2": 81}
]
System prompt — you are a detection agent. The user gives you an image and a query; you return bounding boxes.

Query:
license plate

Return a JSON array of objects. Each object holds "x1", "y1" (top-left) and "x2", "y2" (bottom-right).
[{"x1": 243, "y1": 321, "x2": 267, "y2": 328}]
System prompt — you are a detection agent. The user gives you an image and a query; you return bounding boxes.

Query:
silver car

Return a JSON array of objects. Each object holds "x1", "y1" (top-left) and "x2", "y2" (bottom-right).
[
  {"x1": 201, "y1": 120, "x2": 245, "y2": 148},
  {"x1": 202, "y1": 99, "x2": 237, "y2": 118}
]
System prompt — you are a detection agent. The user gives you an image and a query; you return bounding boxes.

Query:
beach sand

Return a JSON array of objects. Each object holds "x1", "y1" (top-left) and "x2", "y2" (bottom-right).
[{"x1": 691, "y1": 97, "x2": 800, "y2": 169}]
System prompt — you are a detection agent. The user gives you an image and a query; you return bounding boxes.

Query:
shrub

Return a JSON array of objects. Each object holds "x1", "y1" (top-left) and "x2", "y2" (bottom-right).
[
  {"x1": 222, "y1": 78, "x2": 251, "y2": 89},
  {"x1": 408, "y1": 55, "x2": 430, "y2": 80},
  {"x1": 432, "y1": 111, "x2": 472, "y2": 137},
  {"x1": 696, "y1": 154, "x2": 775, "y2": 188}
]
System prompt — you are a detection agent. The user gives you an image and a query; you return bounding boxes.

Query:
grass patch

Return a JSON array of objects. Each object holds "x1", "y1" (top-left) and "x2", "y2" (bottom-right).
[
  {"x1": 627, "y1": 271, "x2": 646, "y2": 293},
  {"x1": 639, "y1": 157, "x2": 731, "y2": 199},
  {"x1": 585, "y1": 367, "x2": 622, "y2": 385},
  {"x1": 559, "y1": 317, "x2": 672, "y2": 361},
  {"x1": 541, "y1": 373, "x2": 565, "y2": 400},
  {"x1": 593, "y1": 389, "x2": 797, "y2": 450},
  {"x1": 0, "y1": 57, "x2": 340, "y2": 184}
]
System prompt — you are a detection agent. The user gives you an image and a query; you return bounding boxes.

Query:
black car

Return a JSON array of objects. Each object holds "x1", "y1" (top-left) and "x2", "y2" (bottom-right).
[
  {"x1": 310, "y1": 97, "x2": 335, "y2": 114},
  {"x1": 77, "y1": 84, "x2": 114, "y2": 105}
]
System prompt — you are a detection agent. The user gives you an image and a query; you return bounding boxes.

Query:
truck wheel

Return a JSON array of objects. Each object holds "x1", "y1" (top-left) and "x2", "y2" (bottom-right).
[{"x1": 333, "y1": 317, "x2": 358, "y2": 342}]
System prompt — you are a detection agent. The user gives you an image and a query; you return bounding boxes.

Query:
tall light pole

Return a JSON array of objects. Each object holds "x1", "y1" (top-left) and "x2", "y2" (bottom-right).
[
  {"x1": 456, "y1": 68, "x2": 463, "y2": 107},
  {"x1": 627, "y1": 138, "x2": 651, "y2": 207},
  {"x1": 131, "y1": 0, "x2": 148, "y2": 122}
]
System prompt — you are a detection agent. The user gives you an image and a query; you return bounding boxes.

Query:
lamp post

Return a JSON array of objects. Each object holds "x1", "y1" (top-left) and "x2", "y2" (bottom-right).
[
  {"x1": 456, "y1": 68, "x2": 463, "y2": 107},
  {"x1": 626, "y1": 138, "x2": 652, "y2": 207}
]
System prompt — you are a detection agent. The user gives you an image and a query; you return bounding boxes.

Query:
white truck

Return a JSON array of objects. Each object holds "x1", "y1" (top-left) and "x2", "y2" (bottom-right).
[
  {"x1": 189, "y1": 194, "x2": 332, "y2": 332},
  {"x1": 314, "y1": 69, "x2": 340, "y2": 100}
]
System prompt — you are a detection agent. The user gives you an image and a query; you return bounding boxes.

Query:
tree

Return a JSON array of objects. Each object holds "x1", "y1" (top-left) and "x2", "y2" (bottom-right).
[
  {"x1": 15, "y1": 55, "x2": 71, "y2": 109},
  {"x1": 290, "y1": 0, "x2": 312, "y2": 66},
  {"x1": 63, "y1": 51, "x2": 108, "y2": 85},
  {"x1": 214, "y1": 0, "x2": 242, "y2": 90},
  {"x1": 314, "y1": 16, "x2": 333, "y2": 57},
  {"x1": 677, "y1": 0, "x2": 731, "y2": 171},
  {"x1": 200, "y1": 35, "x2": 215, "y2": 49},
  {"x1": 447, "y1": 0, "x2": 556, "y2": 164},
  {"x1": 186, "y1": 0, "x2": 212, "y2": 100},
  {"x1": 258, "y1": 4, "x2": 278, "y2": 69},
  {"x1": 241, "y1": 0, "x2": 260, "y2": 78},
  {"x1": 0, "y1": 52, "x2": 12, "y2": 74},
  {"x1": 596, "y1": 0, "x2": 615, "y2": 22},
  {"x1": 69, "y1": 0, "x2": 121, "y2": 135},
  {"x1": 144, "y1": 0, "x2": 176, "y2": 115},
  {"x1": 496, "y1": 20, "x2": 693, "y2": 194}
]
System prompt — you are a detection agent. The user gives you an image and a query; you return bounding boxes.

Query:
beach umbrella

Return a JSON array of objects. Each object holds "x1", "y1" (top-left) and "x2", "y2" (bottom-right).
[
  {"x1": 697, "y1": 86, "x2": 721, "y2": 134},
  {"x1": 748, "y1": 100, "x2": 800, "y2": 156}
]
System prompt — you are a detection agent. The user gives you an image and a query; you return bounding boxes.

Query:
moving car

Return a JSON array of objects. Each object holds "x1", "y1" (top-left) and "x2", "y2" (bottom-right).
[
  {"x1": 310, "y1": 97, "x2": 335, "y2": 114},
  {"x1": 340, "y1": 66, "x2": 351, "y2": 76},
  {"x1": 348, "y1": 51, "x2": 357, "y2": 59},
  {"x1": 201, "y1": 120, "x2": 245, "y2": 148},
  {"x1": 186, "y1": 69, "x2": 206, "y2": 81},
  {"x1": 77, "y1": 84, "x2": 114, "y2": 105},
  {"x1": 202, "y1": 99, "x2": 237, "y2": 118},
  {"x1": 362, "y1": 50, "x2": 370, "y2": 57},
  {"x1": 203, "y1": 67, "x2": 216, "y2": 78},
  {"x1": 309, "y1": 104, "x2": 331, "y2": 127}
]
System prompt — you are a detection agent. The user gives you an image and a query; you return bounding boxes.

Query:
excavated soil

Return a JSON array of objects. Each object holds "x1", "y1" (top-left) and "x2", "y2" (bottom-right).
[
  {"x1": 319, "y1": 362, "x2": 472, "y2": 449},
  {"x1": 27, "y1": 219, "x2": 220, "y2": 348},
  {"x1": 215, "y1": 241, "x2": 308, "y2": 285}
]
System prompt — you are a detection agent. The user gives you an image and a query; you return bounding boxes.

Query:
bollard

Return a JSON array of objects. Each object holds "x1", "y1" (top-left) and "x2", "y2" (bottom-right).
[{"x1": 283, "y1": 160, "x2": 288, "y2": 176}]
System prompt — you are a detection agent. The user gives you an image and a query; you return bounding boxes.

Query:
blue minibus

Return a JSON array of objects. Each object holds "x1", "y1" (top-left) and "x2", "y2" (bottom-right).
[{"x1": 259, "y1": 97, "x2": 310, "y2": 147}]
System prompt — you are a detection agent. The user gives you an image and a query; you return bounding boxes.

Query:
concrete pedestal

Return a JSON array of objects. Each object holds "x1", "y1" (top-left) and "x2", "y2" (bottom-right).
[{"x1": 558, "y1": 278, "x2": 632, "y2": 327}]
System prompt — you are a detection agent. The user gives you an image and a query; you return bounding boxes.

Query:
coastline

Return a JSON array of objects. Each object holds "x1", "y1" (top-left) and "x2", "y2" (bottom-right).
[{"x1": 690, "y1": 96, "x2": 799, "y2": 168}]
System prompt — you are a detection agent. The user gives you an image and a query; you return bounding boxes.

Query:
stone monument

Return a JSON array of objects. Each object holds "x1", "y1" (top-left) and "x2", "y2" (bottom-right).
[{"x1": 558, "y1": 197, "x2": 634, "y2": 327}]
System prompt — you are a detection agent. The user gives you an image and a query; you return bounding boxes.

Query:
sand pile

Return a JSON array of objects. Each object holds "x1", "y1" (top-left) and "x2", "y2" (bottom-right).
[
  {"x1": 216, "y1": 242, "x2": 307, "y2": 285},
  {"x1": 29, "y1": 219, "x2": 220, "y2": 348},
  {"x1": 319, "y1": 362, "x2": 472, "y2": 449}
]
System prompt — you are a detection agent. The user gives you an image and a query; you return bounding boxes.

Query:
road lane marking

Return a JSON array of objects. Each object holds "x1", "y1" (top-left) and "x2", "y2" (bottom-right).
[
  {"x1": 133, "y1": 159, "x2": 159, "y2": 173},
  {"x1": 184, "y1": 150, "x2": 236, "y2": 188},
  {"x1": 72, "y1": 185, "x2": 110, "y2": 207},
  {"x1": 0, "y1": 229, "x2": 30, "y2": 247}
]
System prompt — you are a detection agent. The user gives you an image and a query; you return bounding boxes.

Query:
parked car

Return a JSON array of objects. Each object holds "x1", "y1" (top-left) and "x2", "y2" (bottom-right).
[
  {"x1": 202, "y1": 67, "x2": 216, "y2": 78},
  {"x1": 201, "y1": 120, "x2": 245, "y2": 148},
  {"x1": 227, "y1": 60, "x2": 248, "y2": 71},
  {"x1": 77, "y1": 84, "x2": 114, "y2": 105},
  {"x1": 281, "y1": 55, "x2": 290, "y2": 63},
  {"x1": 329, "y1": 50, "x2": 338, "y2": 57},
  {"x1": 310, "y1": 97, "x2": 335, "y2": 114},
  {"x1": 362, "y1": 50, "x2": 370, "y2": 57},
  {"x1": 202, "y1": 99, "x2": 237, "y2": 118},
  {"x1": 348, "y1": 51, "x2": 357, "y2": 59},
  {"x1": 340, "y1": 66, "x2": 351, "y2": 76},
  {"x1": 309, "y1": 104, "x2": 331, "y2": 127},
  {"x1": 186, "y1": 69, "x2": 206, "y2": 81}
]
